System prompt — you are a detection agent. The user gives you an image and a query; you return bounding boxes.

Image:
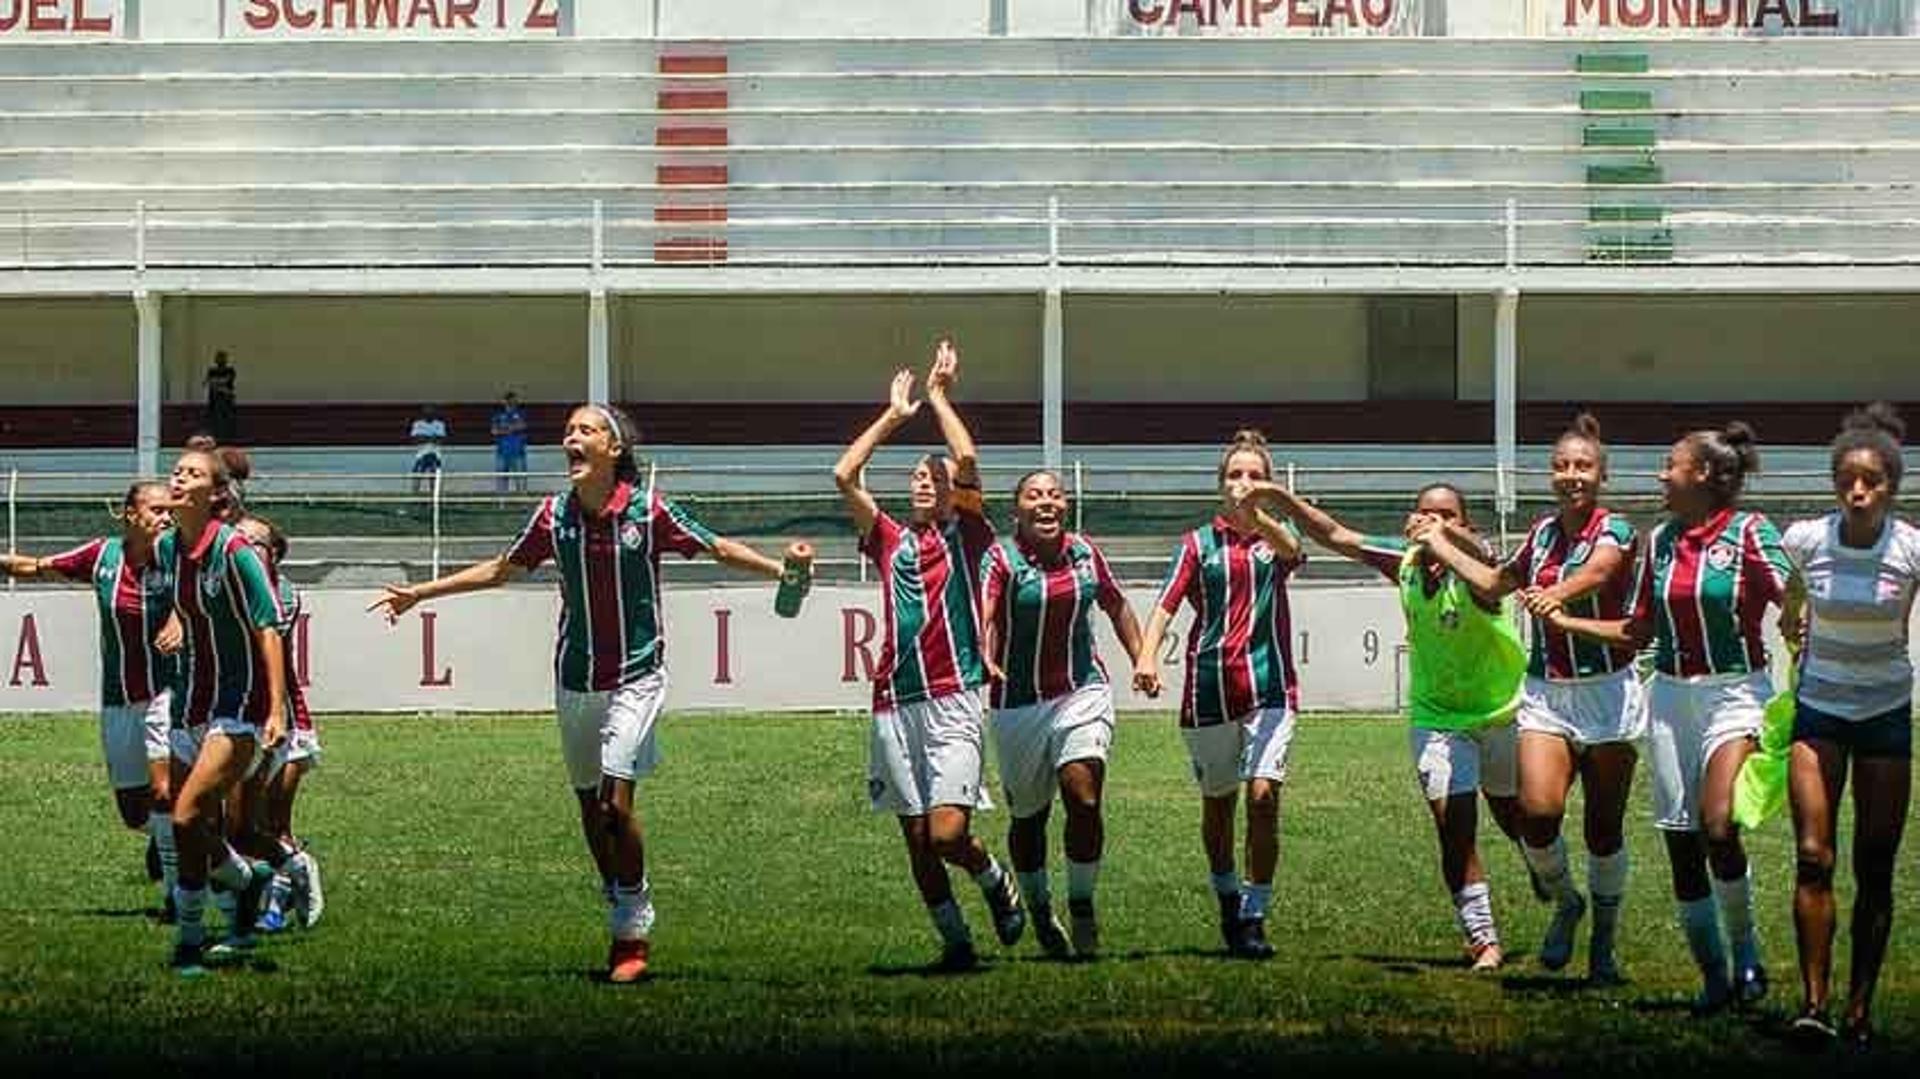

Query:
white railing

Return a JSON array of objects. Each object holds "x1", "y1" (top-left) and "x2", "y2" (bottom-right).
[
  {"x1": 0, "y1": 459, "x2": 1860, "y2": 586},
  {"x1": 5, "y1": 191, "x2": 1920, "y2": 270}
]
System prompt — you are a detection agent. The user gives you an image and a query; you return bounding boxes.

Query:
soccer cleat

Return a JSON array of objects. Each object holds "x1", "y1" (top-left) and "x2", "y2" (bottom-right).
[
  {"x1": 1733, "y1": 963, "x2": 1769, "y2": 1007},
  {"x1": 1229, "y1": 917, "x2": 1276, "y2": 961},
  {"x1": 1587, "y1": 948, "x2": 1623, "y2": 987},
  {"x1": 1468, "y1": 942, "x2": 1504, "y2": 972},
  {"x1": 983, "y1": 873, "x2": 1027, "y2": 947},
  {"x1": 607, "y1": 938, "x2": 651, "y2": 984},
  {"x1": 1689, "y1": 977, "x2": 1735, "y2": 1017},
  {"x1": 1788, "y1": 1006, "x2": 1837, "y2": 1046},
  {"x1": 1539, "y1": 892, "x2": 1588, "y2": 972},
  {"x1": 1031, "y1": 903, "x2": 1070, "y2": 959},
  {"x1": 1068, "y1": 898, "x2": 1099, "y2": 959},
  {"x1": 1843, "y1": 1016, "x2": 1873, "y2": 1054},
  {"x1": 933, "y1": 940, "x2": 978, "y2": 973},
  {"x1": 255, "y1": 907, "x2": 288, "y2": 935},
  {"x1": 1217, "y1": 893, "x2": 1242, "y2": 953},
  {"x1": 204, "y1": 936, "x2": 256, "y2": 966},
  {"x1": 291, "y1": 850, "x2": 324, "y2": 929},
  {"x1": 170, "y1": 940, "x2": 206, "y2": 977}
]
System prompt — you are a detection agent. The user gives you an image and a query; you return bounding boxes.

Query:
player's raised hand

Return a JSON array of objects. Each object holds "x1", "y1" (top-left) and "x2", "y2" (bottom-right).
[
  {"x1": 927, "y1": 338, "x2": 959, "y2": 396},
  {"x1": 886, "y1": 368, "x2": 922, "y2": 422}
]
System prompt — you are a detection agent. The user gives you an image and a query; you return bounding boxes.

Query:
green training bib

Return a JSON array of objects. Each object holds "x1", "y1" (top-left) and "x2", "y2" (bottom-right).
[{"x1": 1398, "y1": 549, "x2": 1526, "y2": 731}]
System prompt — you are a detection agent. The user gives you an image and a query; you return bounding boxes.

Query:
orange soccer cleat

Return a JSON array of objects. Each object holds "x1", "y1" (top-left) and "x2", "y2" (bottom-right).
[{"x1": 607, "y1": 938, "x2": 651, "y2": 984}]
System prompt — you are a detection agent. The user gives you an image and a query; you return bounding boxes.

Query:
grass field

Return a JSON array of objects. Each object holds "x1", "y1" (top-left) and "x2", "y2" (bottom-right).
[{"x1": 1, "y1": 711, "x2": 1916, "y2": 1076}]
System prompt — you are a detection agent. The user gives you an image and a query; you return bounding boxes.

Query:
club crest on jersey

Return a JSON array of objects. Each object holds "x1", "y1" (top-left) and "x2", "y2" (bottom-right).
[
  {"x1": 199, "y1": 570, "x2": 224, "y2": 599},
  {"x1": 619, "y1": 521, "x2": 644, "y2": 550},
  {"x1": 1251, "y1": 542, "x2": 1275, "y2": 564},
  {"x1": 1706, "y1": 542, "x2": 1739, "y2": 571}
]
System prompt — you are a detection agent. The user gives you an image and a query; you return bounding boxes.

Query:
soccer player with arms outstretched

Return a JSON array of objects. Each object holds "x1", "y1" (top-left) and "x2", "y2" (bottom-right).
[
  {"x1": 371, "y1": 403, "x2": 805, "y2": 983},
  {"x1": 1536, "y1": 423, "x2": 1803, "y2": 1013},
  {"x1": 978, "y1": 469, "x2": 1145, "y2": 959},
  {"x1": 1, "y1": 482, "x2": 180, "y2": 916},
  {"x1": 833, "y1": 340, "x2": 1027, "y2": 971},
  {"x1": 1418, "y1": 414, "x2": 1643, "y2": 983},
  {"x1": 1262, "y1": 481, "x2": 1527, "y2": 971},
  {"x1": 1132, "y1": 429, "x2": 1304, "y2": 961}
]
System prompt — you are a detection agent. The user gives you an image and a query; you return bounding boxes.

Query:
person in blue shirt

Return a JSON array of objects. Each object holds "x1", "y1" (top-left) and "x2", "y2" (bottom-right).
[{"x1": 492, "y1": 391, "x2": 530, "y2": 493}]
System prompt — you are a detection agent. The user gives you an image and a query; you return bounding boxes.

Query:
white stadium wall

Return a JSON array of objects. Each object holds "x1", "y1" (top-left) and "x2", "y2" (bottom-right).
[
  {"x1": 1064, "y1": 295, "x2": 1370, "y2": 402},
  {"x1": 1516, "y1": 294, "x2": 1920, "y2": 402},
  {"x1": 158, "y1": 295, "x2": 587, "y2": 404},
  {"x1": 5, "y1": 0, "x2": 1919, "y2": 40},
  {"x1": 0, "y1": 298, "x2": 135, "y2": 404},
  {"x1": 0, "y1": 584, "x2": 1420, "y2": 713},
  {"x1": 616, "y1": 294, "x2": 1043, "y2": 403}
]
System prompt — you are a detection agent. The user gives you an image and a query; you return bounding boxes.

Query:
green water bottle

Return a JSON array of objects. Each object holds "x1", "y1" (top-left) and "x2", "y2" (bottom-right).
[{"x1": 775, "y1": 542, "x2": 814, "y2": 618}]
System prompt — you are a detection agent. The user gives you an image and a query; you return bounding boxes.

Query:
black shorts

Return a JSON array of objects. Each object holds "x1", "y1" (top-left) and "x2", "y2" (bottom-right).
[
  {"x1": 411, "y1": 453, "x2": 442, "y2": 474},
  {"x1": 1792, "y1": 699, "x2": 1913, "y2": 760}
]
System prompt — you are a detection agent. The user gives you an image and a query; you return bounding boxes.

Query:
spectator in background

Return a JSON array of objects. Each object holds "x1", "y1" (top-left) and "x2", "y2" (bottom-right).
[
  {"x1": 410, "y1": 405, "x2": 448, "y2": 495},
  {"x1": 491, "y1": 391, "x2": 530, "y2": 494},
  {"x1": 204, "y1": 352, "x2": 238, "y2": 442}
]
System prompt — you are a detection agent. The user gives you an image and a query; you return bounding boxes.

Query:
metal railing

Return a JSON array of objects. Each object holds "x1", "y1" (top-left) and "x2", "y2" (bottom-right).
[
  {"x1": 6, "y1": 190, "x2": 1920, "y2": 270},
  {"x1": 0, "y1": 458, "x2": 1861, "y2": 586}
]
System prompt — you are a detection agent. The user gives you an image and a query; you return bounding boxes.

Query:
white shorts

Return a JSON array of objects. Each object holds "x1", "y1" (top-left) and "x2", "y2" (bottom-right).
[
  {"x1": 267, "y1": 727, "x2": 324, "y2": 777},
  {"x1": 1409, "y1": 722, "x2": 1518, "y2": 802},
  {"x1": 1645, "y1": 670, "x2": 1770, "y2": 832},
  {"x1": 870, "y1": 690, "x2": 993, "y2": 816},
  {"x1": 1181, "y1": 707, "x2": 1296, "y2": 799},
  {"x1": 167, "y1": 717, "x2": 263, "y2": 770},
  {"x1": 990, "y1": 683, "x2": 1115, "y2": 819},
  {"x1": 101, "y1": 692, "x2": 171, "y2": 790},
  {"x1": 556, "y1": 672, "x2": 667, "y2": 790},
  {"x1": 1515, "y1": 668, "x2": 1648, "y2": 749}
]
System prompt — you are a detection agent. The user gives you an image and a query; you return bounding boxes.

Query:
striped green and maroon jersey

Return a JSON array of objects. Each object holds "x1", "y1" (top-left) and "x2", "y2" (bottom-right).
[
  {"x1": 980, "y1": 532, "x2": 1126, "y2": 710},
  {"x1": 859, "y1": 506, "x2": 996, "y2": 711},
  {"x1": 1155, "y1": 517, "x2": 1304, "y2": 728},
  {"x1": 1631, "y1": 508, "x2": 1795, "y2": 677},
  {"x1": 505, "y1": 481, "x2": 716, "y2": 693},
  {"x1": 1503, "y1": 509, "x2": 1639, "y2": 679},
  {"x1": 44, "y1": 537, "x2": 175, "y2": 708},
  {"x1": 158, "y1": 520, "x2": 284, "y2": 727},
  {"x1": 267, "y1": 567, "x2": 312, "y2": 734}
]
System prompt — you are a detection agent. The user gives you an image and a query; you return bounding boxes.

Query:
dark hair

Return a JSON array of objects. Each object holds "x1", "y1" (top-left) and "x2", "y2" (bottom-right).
[
  {"x1": 576, "y1": 404, "x2": 642, "y2": 485},
  {"x1": 177, "y1": 447, "x2": 237, "y2": 519},
  {"x1": 1413, "y1": 482, "x2": 1473, "y2": 528},
  {"x1": 1683, "y1": 422, "x2": 1762, "y2": 507},
  {"x1": 1832, "y1": 402, "x2": 1905, "y2": 492},
  {"x1": 1011, "y1": 468, "x2": 1062, "y2": 502},
  {"x1": 122, "y1": 480, "x2": 166, "y2": 510},
  {"x1": 242, "y1": 513, "x2": 290, "y2": 565},
  {"x1": 1217, "y1": 428, "x2": 1274, "y2": 485},
  {"x1": 1556, "y1": 411, "x2": 1609, "y2": 471},
  {"x1": 215, "y1": 446, "x2": 253, "y2": 520},
  {"x1": 184, "y1": 433, "x2": 218, "y2": 452}
]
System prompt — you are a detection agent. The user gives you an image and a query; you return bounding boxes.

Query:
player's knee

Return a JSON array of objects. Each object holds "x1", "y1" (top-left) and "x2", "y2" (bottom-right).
[
  {"x1": 1245, "y1": 783, "x2": 1279, "y2": 816},
  {"x1": 1794, "y1": 844, "x2": 1835, "y2": 888}
]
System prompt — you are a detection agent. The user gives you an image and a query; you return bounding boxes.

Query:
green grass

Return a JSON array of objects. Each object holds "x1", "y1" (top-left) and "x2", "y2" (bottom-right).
[{"x1": 1, "y1": 713, "x2": 1915, "y2": 1075}]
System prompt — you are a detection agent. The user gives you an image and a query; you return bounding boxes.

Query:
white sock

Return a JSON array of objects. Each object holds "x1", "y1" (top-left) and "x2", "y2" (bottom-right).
[
  {"x1": 1017, "y1": 870, "x2": 1051, "y2": 911},
  {"x1": 1210, "y1": 870, "x2": 1239, "y2": 899},
  {"x1": 1452, "y1": 882, "x2": 1498, "y2": 950},
  {"x1": 148, "y1": 814, "x2": 178, "y2": 892},
  {"x1": 265, "y1": 873, "x2": 293, "y2": 916},
  {"x1": 1066, "y1": 859, "x2": 1100, "y2": 903},
  {"x1": 1239, "y1": 881, "x2": 1273, "y2": 922},
  {"x1": 1712, "y1": 869, "x2": 1761, "y2": 971},
  {"x1": 610, "y1": 880, "x2": 654, "y2": 941},
  {"x1": 929, "y1": 898, "x2": 971, "y2": 947},
  {"x1": 174, "y1": 885, "x2": 207, "y2": 947},
  {"x1": 1522, "y1": 837, "x2": 1578, "y2": 904},
  {"x1": 1588, "y1": 849, "x2": 1628, "y2": 954},
  {"x1": 1679, "y1": 896, "x2": 1730, "y2": 987},
  {"x1": 971, "y1": 858, "x2": 1007, "y2": 896}
]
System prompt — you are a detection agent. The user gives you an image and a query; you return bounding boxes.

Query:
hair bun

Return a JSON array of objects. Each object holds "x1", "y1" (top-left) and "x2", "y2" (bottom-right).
[
  {"x1": 1845, "y1": 401, "x2": 1907, "y2": 442},
  {"x1": 1229, "y1": 428, "x2": 1268, "y2": 449},
  {"x1": 1722, "y1": 420, "x2": 1761, "y2": 475},
  {"x1": 1570, "y1": 412, "x2": 1603, "y2": 441}
]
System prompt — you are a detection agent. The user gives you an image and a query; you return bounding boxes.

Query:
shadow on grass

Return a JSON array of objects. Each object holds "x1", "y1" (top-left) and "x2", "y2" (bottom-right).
[{"x1": 1501, "y1": 973, "x2": 1616, "y2": 995}]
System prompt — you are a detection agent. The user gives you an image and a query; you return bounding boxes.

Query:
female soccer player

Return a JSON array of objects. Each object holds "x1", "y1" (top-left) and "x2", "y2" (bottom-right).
[
  {"x1": 370, "y1": 403, "x2": 803, "y2": 984},
  {"x1": 236, "y1": 514, "x2": 324, "y2": 933},
  {"x1": 1132, "y1": 429, "x2": 1303, "y2": 961},
  {"x1": 1416, "y1": 415, "x2": 1642, "y2": 983},
  {"x1": 833, "y1": 342, "x2": 1026, "y2": 972},
  {"x1": 1261, "y1": 481, "x2": 1527, "y2": 971},
  {"x1": 1536, "y1": 423, "x2": 1801, "y2": 1013},
  {"x1": 1779, "y1": 403, "x2": 1918, "y2": 1049},
  {"x1": 1, "y1": 482, "x2": 179, "y2": 913},
  {"x1": 159, "y1": 447, "x2": 289, "y2": 973},
  {"x1": 978, "y1": 469, "x2": 1145, "y2": 960}
]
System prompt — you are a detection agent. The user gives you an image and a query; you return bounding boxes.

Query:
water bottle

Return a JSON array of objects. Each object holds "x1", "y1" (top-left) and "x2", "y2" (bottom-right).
[{"x1": 775, "y1": 542, "x2": 814, "y2": 618}]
